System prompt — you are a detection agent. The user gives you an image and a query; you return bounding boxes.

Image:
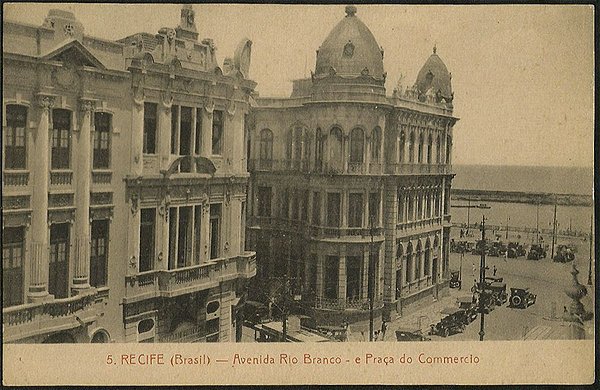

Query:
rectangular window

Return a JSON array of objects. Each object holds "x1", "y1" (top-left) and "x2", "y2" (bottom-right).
[
  {"x1": 168, "y1": 207, "x2": 178, "y2": 269},
  {"x1": 280, "y1": 188, "x2": 289, "y2": 219},
  {"x1": 93, "y1": 112, "x2": 111, "y2": 169},
  {"x1": 139, "y1": 208, "x2": 156, "y2": 272},
  {"x1": 324, "y1": 256, "x2": 339, "y2": 299},
  {"x1": 4, "y1": 105, "x2": 27, "y2": 169},
  {"x1": 312, "y1": 192, "x2": 321, "y2": 225},
  {"x1": 348, "y1": 193, "x2": 363, "y2": 228},
  {"x1": 90, "y1": 219, "x2": 109, "y2": 287},
  {"x1": 49, "y1": 223, "x2": 70, "y2": 299},
  {"x1": 326, "y1": 193, "x2": 341, "y2": 227},
  {"x1": 195, "y1": 108, "x2": 202, "y2": 155},
  {"x1": 171, "y1": 105, "x2": 179, "y2": 155},
  {"x1": 301, "y1": 190, "x2": 309, "y2": 222},
  {"x1": 212, "y1": 110, "x2": 223, "y2": 155},
  {"x1": 194, "y1": 205, "x2": 202, "y2": 265},
  {"x1": 2, "y1": 226, "x2": 25, "y2": 306},
  {"x1": 369, "y1": 192, "x2": 380, "y2": 226},
  {"x1": 179, "y1": 107, "x2": 192, "y2": 156},
  {"x1": 143, "y1": 103, "x2": 157, "y2": 154},
  {"x1": 209, "y1": 204, "x2": 221, "y2": 259},
  {"x1": 257, "y1": 186, "x2": 272, "y2": 217},
  {"x1": 346, "y1": 256, "x2": 362, "y2": 300},
  {"x1": 51, "y1": 109, "x2": 71, "y2": 169},
  {"x1": 177, "y1": 206, "x2": 192, "y2": 268},
  {"x1": 292, "y1": 189, "x2": 300, "y2": 220}
]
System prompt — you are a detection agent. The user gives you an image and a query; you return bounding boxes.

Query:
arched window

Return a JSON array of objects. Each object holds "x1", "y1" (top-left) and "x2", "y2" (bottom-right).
[
  {"x1": 424, "y1": 239, "x2": 431, "y2": 276},
  {"x1": 418, "y1": 133, "x2": 424, "y2": 163},
  {"x1": 416, "y1": 240, "x2": 422, "y2": 279},
  {"x1": 436, "y1": 135, "x2": 441, "y2": 164},
  {"x1": 408, "y1": 131, "x2": 415, "y2": 163},
  {"x1": 349, "y1": 127, "x2": 364, "y2": 163},
  {"x1": 396, "y1": 243, "x2": 404, "y2": 299},
  {"x1": 398, "y1": 130, "x2": 406, "y2": 163},
  {"x1": 315, "y1": 128, "x2": 323, "y2": 170},
  {"x1": 427, "y1": 134, "x2": 433, "y2": 164},
  {"x1": 446, "y1": 135, "x2": 452, "y2": 164},
  {"x1": 303, "y1": 129, "x2": 311, "y2": 167},
  {"x1": 371, "y1": 127, "x2": 381, "y2": 161},
  {"x1": 329, "y1": 127, "x2": 343, "y2": 172},
  {"x1": 405, "y1": 243, "x2": 413, "y2": 284},
  {"x1": 259, "y1": 129, "x2": 273, "y2": 163},
  {"x1": 293, "y1": 126, "x2": 303, "y2": 168}
]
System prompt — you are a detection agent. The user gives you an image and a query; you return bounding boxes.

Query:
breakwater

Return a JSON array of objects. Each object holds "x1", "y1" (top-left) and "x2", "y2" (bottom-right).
[{"x1": 451, "y1": 189, "x2": 592, "y2": 207}]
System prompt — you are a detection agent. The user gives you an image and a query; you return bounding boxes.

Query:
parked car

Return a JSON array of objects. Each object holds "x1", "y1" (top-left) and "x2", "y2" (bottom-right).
[
  {"x1": 527, "y1": 244, "x2": 547, "y2": 260},
  {"x1": 508, "y1": 287, "x2": 537, "y2": 309},
  {"x1": 456, "y1": 296, "x2": 478, "y2": 324},
  {"x1": 488, "y1": 242, "x2": 507, "y2": 257},
  {"x1": 507, "y1": 242, "x2": 526, "y2": 258},
  {"x1": 485, "y1": 275, "x2": 504, "y2": 284},
  {"x1": 449, "y1": 270, "x2": 461, "y2": 289},
  {"x1": 553, "y1": 245, "x2": 575, "y2": 263},
  {"x1": 395, "y1": 328, "x2": 431, "y2": 342},
  {"x1": 429, "y1": 307, "x2": 467, "y2": 337},
  {"x1": 484, "y1": 281, "x2": 508, "y2": 306}
]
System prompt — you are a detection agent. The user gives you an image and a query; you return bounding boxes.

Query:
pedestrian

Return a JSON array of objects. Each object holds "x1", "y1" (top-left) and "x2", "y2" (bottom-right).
[
  {"x1": 493, "y1": 265, "x2": 497, "y2": 276},
  {"x1": 381, "y1": 320, "x2": 388, "y2": 341},
  {"x1": 373, "y1": 330, "x2": 379, "y2": 341},
  {"x1": 360, "y1": 330, "x2": 365, "y2": 342},
  {"x1": 341, "y1": 320, "x2": 349, "y2": 342}
]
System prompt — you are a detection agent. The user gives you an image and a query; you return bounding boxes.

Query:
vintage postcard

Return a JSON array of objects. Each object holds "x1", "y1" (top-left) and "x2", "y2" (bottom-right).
[{"x1": 1, "y1": 2, "x2": 595, "y2": 385}]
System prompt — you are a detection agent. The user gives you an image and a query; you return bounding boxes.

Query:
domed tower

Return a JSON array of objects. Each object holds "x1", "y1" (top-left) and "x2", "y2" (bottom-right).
[
  {"x1": 311, "y1": 5, "x2": 386, "y2": 98},
  {"x1": 414, "y1": 46, "x2": 454, "y2": 108}
]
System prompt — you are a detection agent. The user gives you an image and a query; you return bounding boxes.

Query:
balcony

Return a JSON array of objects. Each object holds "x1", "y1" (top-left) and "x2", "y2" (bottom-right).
[
  {"x1": 2, "y1": 290, "x2": 101, "y2": 343},
  {"x1": 124, "y1": 253, "x2": 256, "y2": 302},
  {"x1": 309, "y1": 225, "x2": 384, "y2": 239},
  {"x1": 308, "y1": 296, "x2": 384, "y2": 311},
  {"x1": 3, "y1": 170, "x2": 29, "y2": 187},
  {"x1": 92, "y1": 170, "x2": 112, "y2": 185},
  {"x1": 387, "y1": 163, "x2": 449, "y2": 175},
  {"x1": 50, "y1": 170, "x2": 73, "y2": 186}
]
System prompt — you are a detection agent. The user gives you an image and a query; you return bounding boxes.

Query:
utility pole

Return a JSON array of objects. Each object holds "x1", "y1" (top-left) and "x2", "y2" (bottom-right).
[
  {"x1": 467, "y1": 197, "x2": 471, "y2": 230},
  {"x1": 368, "y1": 211, "x2": 375, "y2": 342},
  {"x1": 536, "y1": 201, "x2": 540, "y2": 244},
  {"x1": 551, "y1": 203, "x2": 557, "y2": 260},
  {"x1": 282, "y1": 277, "x2": 289, "y2": 341},
  {"x1": 505, "y1": 215, "x2": 510, "y2": 240},
  {"x1": 459, "y1": 249, "x2": 464, "y2": 290},
  {"x1": 478, "y1": 215, "x2": 487, "y2": 341},
  {"x1": 588, "y1": 213, "x2": 593, "y2": 286}
]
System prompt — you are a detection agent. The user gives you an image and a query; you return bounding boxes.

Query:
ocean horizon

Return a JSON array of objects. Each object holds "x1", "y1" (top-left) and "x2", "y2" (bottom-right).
[{"x1": 451, "y1": 164, "x2": 594, "y2": 196}]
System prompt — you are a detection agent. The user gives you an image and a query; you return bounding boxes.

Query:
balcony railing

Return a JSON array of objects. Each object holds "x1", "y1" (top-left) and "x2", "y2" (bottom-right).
[
  {"x1": 125, "y1": 253, "x2": 256, "y2": 301},
  {"x1": 396, "y1": 217, "x2": 443, "y2": 231},
  {"x1": 2, "y1": 291, "x2": 100, "y2": 343},
  {"x1": 309, "y1": 296, "x2": 384, "y2": 311},
  {"x1": 92, "y1": 170, "x2": 112, "y2": 184},
  {"x1": 50, "y1": 170, "x2": 73, "y2": 186},
  {"x1": 3, "y1": 170, "x2": 29, "y2": 186},
  {"x1": 387, "y1": 163, "x2": 449, "y2": 175}
]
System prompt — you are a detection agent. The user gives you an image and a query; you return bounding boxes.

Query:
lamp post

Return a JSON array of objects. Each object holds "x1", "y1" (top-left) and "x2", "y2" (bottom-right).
[
  {"x1": 478, "y1": 215, "x2": 487, "y2": 341},
  {"x1": 368, "y1": 211, "x2": 375, "y2": 342},
  {"x1": 459, "y1": 249, "x2": 464, "y2": 290}
]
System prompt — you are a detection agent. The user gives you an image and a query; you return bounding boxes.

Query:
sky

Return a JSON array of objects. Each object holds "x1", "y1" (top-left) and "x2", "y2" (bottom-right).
[{"x1": 4, "y1": 3, "x2": 594, "y2": 168}]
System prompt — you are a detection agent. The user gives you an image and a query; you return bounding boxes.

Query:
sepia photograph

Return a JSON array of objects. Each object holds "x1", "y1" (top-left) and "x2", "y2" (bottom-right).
[{"x1": 2, "y1": 2, "x2": 595, "y2": 385}]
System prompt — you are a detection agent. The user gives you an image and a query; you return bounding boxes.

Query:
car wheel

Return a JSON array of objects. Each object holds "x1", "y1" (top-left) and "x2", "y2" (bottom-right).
[{"x1": 511, "y1": 295, "x2": 522, "y2": 307}]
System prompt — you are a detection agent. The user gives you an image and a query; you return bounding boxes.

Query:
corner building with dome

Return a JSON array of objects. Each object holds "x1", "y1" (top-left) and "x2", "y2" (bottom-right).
[{"x1": 246, "y1": 6, "x2": 458, "y2": 322}]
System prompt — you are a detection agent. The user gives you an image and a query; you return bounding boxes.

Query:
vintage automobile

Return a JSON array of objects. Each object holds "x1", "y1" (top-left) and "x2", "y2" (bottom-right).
[
  {"x1": 488, "y1": 242, "x2": 507, "y2": 257},
  {"x1": 507, "y1": 242, "x2": 526, "y2": 258},
  {"x1": 456, "y1": 296, "x2": 478, "y2": 324},
  {"x1": 429, "y1": 307, "x2": 467, "y2": 337},
  {"x1": 553, "y1": 245, "x2": 575, "y2": 263},
  {"x1": 395, "y1": 328, "x2": 431, "y2": 342},
  {"x1": 527, "y1": 244, "x2": 547, "y2": 260},
  {"x1": 449, "y1": 270, "x2": 462, "y2": 289},
  {"x1": 242, "y1": 300, "x2": 270, "y2": 325},
  {"x1": 508, "y1": 287, "x2": 537, "y2": 309},
  {"x1": 484, "y1": 281, "x2": 508, "y2": 306},
  {"x1": 485, "y1": 275, "x2": 504, "y2": 284},
  {"x1": 471, "y1": 239, "x2": 491, "y2": 256}
]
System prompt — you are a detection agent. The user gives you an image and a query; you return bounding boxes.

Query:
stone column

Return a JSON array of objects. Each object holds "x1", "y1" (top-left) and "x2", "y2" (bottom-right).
[
  {"x1": 72, "y1": 98, "x2": 95, "y2": 293},
  {"x1": 201, "y1": 104, "x2": 213, "y2": 158},
  {"x1": 28, "y1": 94, "x2": 55, "y2": 302},
  {"x1": 315, "y1": 254, "x2": 324, "y2": 298}
]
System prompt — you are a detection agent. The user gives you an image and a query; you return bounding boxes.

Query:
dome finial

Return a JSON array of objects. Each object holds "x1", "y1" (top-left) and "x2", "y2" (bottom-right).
[
  {"x1": 433, "y1": 44, "x2": 437, "y2": 54},
  {"x1": 345, "y1": 5, "x2": 357, "y2": 17}
]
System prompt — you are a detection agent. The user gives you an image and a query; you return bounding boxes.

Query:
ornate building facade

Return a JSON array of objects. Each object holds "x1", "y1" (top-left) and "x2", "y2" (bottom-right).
[
  {"x1": 2, "y1": 6, "x2": 256, "y2": 343},
  {"x1": 246, "y1": 6, "x2": 457, "y2": 321}
]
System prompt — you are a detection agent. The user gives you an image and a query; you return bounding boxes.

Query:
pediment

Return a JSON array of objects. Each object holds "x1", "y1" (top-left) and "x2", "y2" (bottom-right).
[{"x1": 41, "y1": 39, "x2": 106, "y2": 69}]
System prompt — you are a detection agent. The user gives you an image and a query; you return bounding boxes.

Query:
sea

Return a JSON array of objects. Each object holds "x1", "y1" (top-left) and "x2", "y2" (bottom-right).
[{"x1": 450, "y1": 165, "x2": 594, "y2": 238}]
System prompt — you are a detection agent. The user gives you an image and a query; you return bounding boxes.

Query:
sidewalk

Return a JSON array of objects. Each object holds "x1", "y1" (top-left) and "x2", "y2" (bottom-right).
[{"x1": 346, "y1": 289, "x2": 467, "y2": 342}]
